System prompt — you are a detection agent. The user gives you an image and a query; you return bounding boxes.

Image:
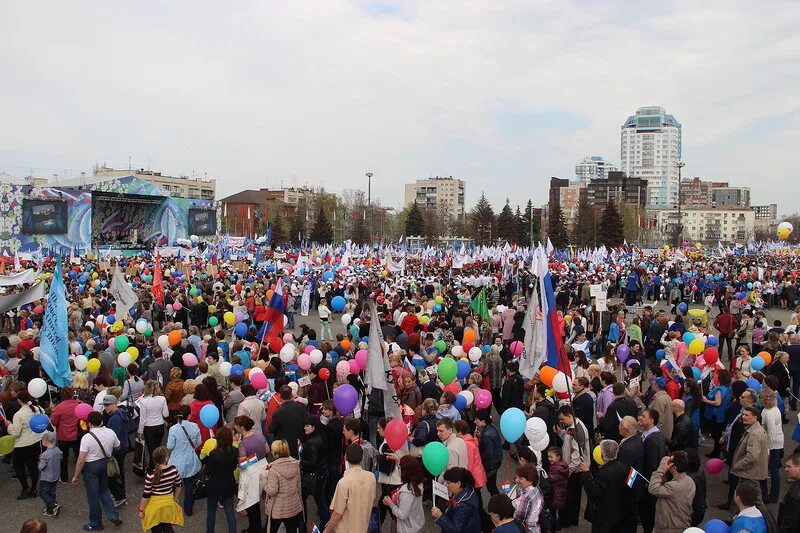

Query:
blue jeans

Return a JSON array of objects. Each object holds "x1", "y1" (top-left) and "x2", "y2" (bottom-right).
[
  {"x1": 206, "y1": 493, "x2": 236, "y2": 533},
  {"x1": 38, "y1": 479, "x2": 57, "y2": 511},
  {"x1": 768, "y1": 449, "x2": 782, "y2": 502},
  {"x1": 302, "y1": 489, "x2": 330, "y2": 528},
  {"x1": 286, "y1": 312, "x2": 295, "y2": 330},
  {"x1": 82, "y1": 459, "x2": 119, "y2": 527},
  {"x1": 182, "y1": 474, "x2": 197, "y2": 515}
]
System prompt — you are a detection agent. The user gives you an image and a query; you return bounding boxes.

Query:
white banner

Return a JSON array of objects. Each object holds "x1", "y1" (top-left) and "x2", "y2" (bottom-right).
[
  {"x1": 0, "y1": 269, "x2": 37, "y2": 287},
  {"x1": 0, "y1": 282, "x2": 46, "y2": 314},
  {"x1": 110, "y1": 265, "x2": 139, "y2": 319}
]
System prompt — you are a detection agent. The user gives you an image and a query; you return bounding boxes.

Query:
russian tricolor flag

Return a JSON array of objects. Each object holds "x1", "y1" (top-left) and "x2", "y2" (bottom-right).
[
  {"x1": 239, "y1": 454, "x2": 258, "y2": 469},
  {"x1": 539, "y1": 253, "x2": 571, "y2": 377},
  {"x1": 256, "y1": 280, "x2": 285, "y2": 344},
  {"x1": 626, "y1": 467, "x2": 639, "y2": 488}
]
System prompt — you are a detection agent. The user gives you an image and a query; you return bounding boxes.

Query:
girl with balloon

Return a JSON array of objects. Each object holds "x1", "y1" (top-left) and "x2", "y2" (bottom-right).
[{"x1": 10, "y1": 389, "x2": 46, "y2": 499}]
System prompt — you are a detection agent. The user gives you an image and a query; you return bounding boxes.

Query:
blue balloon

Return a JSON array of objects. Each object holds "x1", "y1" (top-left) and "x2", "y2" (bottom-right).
[
  {"x1": 69, "y1": 271, "x2": 77, "y2": 279},
  {"x1": 199, "y1": 404, "x2": 219, "y2": 429},
  {"x1": 361, "y1": 336, "x2": 369, "y2": 344},
  {"x1": 230, "y1": 363, "x2": 244, "y2": 377},
  {"x1": 456, "y1": 360, "x2": 470, "y2": 379},
  {"x1": 747, "y1": 282, "x2": 753, "y2": 290},
  {"x1": 234, "y1": 323, "x2": 248, "y2": 338},
  {"x1": 692, "y1": 367, "x2": 701, "y2": 380},
  {"x1": 706, "y1": 336, "x2": 718, "y2": 347},
  {"x1": 656, "y1": 349, "x2": 665, "y2": 360},
  {"x1": 29, "y1": 413, "x2": 49, "y2": 433},
  {"x1": 750, "y1": 356, "x2": 765, "y2": 371},
  {"x1": 500, "y1": 408, "x2": 526, "y2": 443},
  {"x1": 677, "y1": 302, "x2": 688, "y2": 313},
  {"x1": 482, "y1": 345, "x2": 491, "y2": 353},
  {"x1": 745, "y1": 378, "x2": 762, "y2": 393},
  {"x1": 106, "y1": 315, "x2": 116, "y2": 325},
  {"x1": 683, "y1": 332, "x2": 695, "y2": 344},
  {"x1": 331, "y1": 295, "x2": 346, "y2": 312},
  {"x1": 453, "y1": 394, "x2": 467, "y2": 411},
  {"x1": 322, "y1": 271, "x2": 334, "y2": 282},
  {"x1": 704, "y1": 518, "x2": 731, "y2": 533},
  {"x1": 433, "y1": 303, "x2": 442, "y2": 312}
]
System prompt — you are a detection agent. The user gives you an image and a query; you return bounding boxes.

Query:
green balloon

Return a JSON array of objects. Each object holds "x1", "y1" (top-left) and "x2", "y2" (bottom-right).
[
  {"x1": 190, "y1": 287, "x2": 199, "y2": 297},
  {"x1": 209, "y1": 316, "x2": 219, "y2": 327},
  {"x1": 434, "y1": 340, "x2": 447, "y2": 354},
  {"x1": 422, "y1": 441, "x2": 449, "y2": 477},
  {"x1": 143, "y1": 328, "x2": 153, "y2": 337},
  {"x1": 437, "y1": 357, "x2": 457, "y2": 385},
  {"x1": 114, "y1": 335, "x2": 130, "y2": 352}
]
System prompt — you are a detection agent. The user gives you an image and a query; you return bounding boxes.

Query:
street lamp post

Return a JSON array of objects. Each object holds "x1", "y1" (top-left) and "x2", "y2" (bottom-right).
[
  {"x1": 676, "y1": 161, "x2": 685, "y2": 246},
  {"x1": 366, "y1": 172, "x2": 373, "y2": 244}
]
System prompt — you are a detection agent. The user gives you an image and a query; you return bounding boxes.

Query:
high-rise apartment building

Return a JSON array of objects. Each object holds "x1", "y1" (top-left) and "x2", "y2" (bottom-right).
[
  {"x1": 620, "y1": 106, "x2": 682, "y2": 207},
  {"x1": 575, "y1": 155, "x2": 618, "y2": 182},
  {"x1": 711, "y1": 186, "x2": 750, "y2": 207},
  {"x1": 404, "y1": 176, "x2": 465, "y2": 221}
]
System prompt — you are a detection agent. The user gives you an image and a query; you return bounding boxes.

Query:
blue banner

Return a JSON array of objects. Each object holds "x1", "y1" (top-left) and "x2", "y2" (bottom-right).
[{"x1": 39, "y1": 257, "x2": 72, "y2": 387}]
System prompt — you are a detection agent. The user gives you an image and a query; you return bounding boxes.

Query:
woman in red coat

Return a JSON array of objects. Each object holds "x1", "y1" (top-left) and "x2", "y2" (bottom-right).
[
  {"x1": 188, "y1": 383, "x2": 217, "y2": 444},
  {"x1": 48, "y1": 387, "x2": 82, "y2": 482}
]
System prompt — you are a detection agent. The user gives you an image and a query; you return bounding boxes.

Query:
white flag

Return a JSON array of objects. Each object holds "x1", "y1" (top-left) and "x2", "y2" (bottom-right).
[
  {"x1": 365, "y1": 303, "x2": 402, "y2": 419},
  {"x1": 109, "y1": 265, "x2": 139, "y2": 320},
  {"x1": 519, "y1": 282, "x2": 539, "y2": 379}
]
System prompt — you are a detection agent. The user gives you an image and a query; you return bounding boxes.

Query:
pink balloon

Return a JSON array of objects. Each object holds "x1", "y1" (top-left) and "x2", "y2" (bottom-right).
[
  {"x1": 705, "y1": 458, "x2": 725, "y2": 475},
  {"x1": 173, "y1": 301, "x2": 183, "y2": 311},
  {"x1": 283, "y1": 333, "x2": 294, "y2": 344},
  {"x1": 304, "y1": 345, "x2": 315, "y2": 355},
  {"x1": 250, "y1": 372, "x2": 268, "y2": 390},
  {"x1": 336, "y1": 360, "x2": 350, "y2": 376},
  {"x1": 474, "y1": 389, "x2": 492, "y2": 409},
  {"x1": 298, "y1": 353, "x2": 312, "y2": 371},
  {"x1": 108, "y1": 338, "x2": 115, "y2": 349},
  {"x1": 509, "y1": 341, "x2": 523, "y2": 357},
  {"x1": 355, "y1": 349, "x2": 368, "y2": 370},
  {"x1": 443, "y1": 381, "x2": 461, "y2": 395},
  {"x1": 182, "y1": 353, "x2": 198, "y2": 367},
  {"x1": 348, "y1": 359, "x2": 360, "y2": 375},
  {"x1": 74, "y1": 403, "x2": 93, "y2": 422}
]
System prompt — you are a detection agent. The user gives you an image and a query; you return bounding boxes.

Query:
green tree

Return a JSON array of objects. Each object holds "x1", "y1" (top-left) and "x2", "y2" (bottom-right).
[
  {"x1": 496, "y1": 199, "x2": 517, "y2": 243},
  {"x1": 469, "y1": 193, "x2": 496, "y2": 245},
  {"x1": 598, "y1": 200, "x2": 624, "y2": 247},
  {"x1": 351, "y1": 208, "x2": 369, "y2": 245},
  {"x1": 310, "y1": 206, "x2": 333, "y2": 244},
  {"x1": 621, "y1": 204, "x2": 645, "y2": 244},
  {"x1": 289, "y1": 205, "x2": 305, "y2": 244},
  {"x1": 404, "y1": 201, "x2": 425, "y2": 237},
  {"x1": 271, "y1": 209, "x2": 287, "y2": 244},
  {"x1": 572, "y1": 194, "x2": 596, "y2": 248},
  {"x1": 547, "y1": 201, "x2": 569, "y2": 248}
]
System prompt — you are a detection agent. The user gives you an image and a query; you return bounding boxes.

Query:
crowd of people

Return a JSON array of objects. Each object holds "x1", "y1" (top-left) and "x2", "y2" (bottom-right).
[{"x1": 0, "y1": 244, "x2": 799, "y2": 532}]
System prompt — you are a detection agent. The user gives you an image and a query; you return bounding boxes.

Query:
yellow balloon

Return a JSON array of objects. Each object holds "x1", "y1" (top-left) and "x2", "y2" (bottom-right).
[
  {"x1": 208, "y1": 305, "x2": 217, "y2": 314},
  {"x1": 126, "y1": 346, "x2": 139, "y2": 360},
  {"x1": 86, "y1": 358, "x2": 101, "y2": 373},
  {"x1": 663, "y1": 245, "x2": 671, "y2": 251},
  {"x1": 689, "y1": 338, "x2": 705, "y2": 355},
  {"x1": 196, "y1": 296, "x2": 203, "y2": 304},
  {"x1": 593, "y1": 445, "x2": 604, "y2": 465},
  {"x1": 224, "y1": 311, "x2": 235, "y2": 326},
  {"x1": 777, "y1": 227, "x2": 790, "y2": 240},
  {"x1": 200, "y1": 438, "x2": 217, "y2": 458}
]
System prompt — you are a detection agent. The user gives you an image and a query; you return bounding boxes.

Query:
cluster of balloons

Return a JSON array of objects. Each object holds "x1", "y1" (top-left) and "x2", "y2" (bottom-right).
[{"x1": 777, "y1": 221, "x2": 794, "y2": 240}]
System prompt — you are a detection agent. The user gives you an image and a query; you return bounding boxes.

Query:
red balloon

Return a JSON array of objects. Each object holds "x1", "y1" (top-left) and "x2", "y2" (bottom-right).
[
  {"x1": 268, "y1": 337, "x2": 283, "y2": 353},
  {"x1": 443, "y1": 381, "x2": 461, "y2": 395},
  {"x1": 705, "y1": 458, "x2": 724, "y2": 475},
  {"x1": 384, "y1": 418, "x2": 409, "y2": 451},
  {"x1": 318, "y1": 367, "x2": 331, "y2": 381},
  {"x1": 703, "y1": 347, "x2": 719, "y2": 366}
]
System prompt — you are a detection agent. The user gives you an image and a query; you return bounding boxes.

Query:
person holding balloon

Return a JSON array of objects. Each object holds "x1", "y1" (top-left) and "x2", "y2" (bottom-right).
[
  {"x1": 10, "y1": 389, "x2": 46, "y2": 499},
  {"x1": 430, "y1": 466, "x2": 481, "y2": 533}
]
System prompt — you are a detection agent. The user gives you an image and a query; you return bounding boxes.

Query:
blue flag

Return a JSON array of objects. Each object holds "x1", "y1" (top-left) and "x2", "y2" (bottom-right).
[{"x1": 39, "y1": 257, "x2": 72, "y2": 387}]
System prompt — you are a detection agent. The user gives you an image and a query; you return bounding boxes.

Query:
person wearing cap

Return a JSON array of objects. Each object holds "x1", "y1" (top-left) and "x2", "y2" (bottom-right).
[
  {"x1": 102, "y1": 394, "x2": 129, "y2": 506},
  {"x1": 648, "y1": 376, "x2": 674, "y2": 440}
]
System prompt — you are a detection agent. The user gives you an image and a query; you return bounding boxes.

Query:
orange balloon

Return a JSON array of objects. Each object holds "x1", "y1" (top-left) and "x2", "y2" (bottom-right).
[
  {"x1": 539, "y1": 366, "x2": 558, "y2": 387},
  {"x1": 341, "y1": 340, "x2": 351, "y2": 350},
  {"x1": 266, "y1": 290, "x2": 274, "y2": 300},
  {"x1": 463, "y1": 328, "x2": 477, "y2": 342},
  {"x1": 758, "y1": 351, "x2": 772, "y2": 366},
  {"x1": 168, "y1": 330, "x2": 181, "y2": 346},
  {"x1": 244, "y1": 368, "x2": 251, "y2": 378}
]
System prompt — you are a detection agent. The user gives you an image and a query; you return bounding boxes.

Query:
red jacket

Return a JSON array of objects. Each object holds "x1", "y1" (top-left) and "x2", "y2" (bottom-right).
[
  {"x1": 50, "y1": 399, "x2": 81, "y2": 442},
  {"x1": 189, "y1": 400, "x2": 215, "y2": 443},
  {"x1": 713, "y1": 313, "x2": 737, "y2": 335},
  {"x1": 400, "y1": 314, "x2": 419, "y2": 336},
  {"x1": 462, "y1": 434, "x2": 487, "y2": 489}
]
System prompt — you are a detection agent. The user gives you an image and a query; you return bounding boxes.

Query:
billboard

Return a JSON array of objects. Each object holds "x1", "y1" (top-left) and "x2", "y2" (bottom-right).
[
  {"x1": 22, "y1": 199, "x2": 69, "y2": 234},
  {"x1": 188, "y1": 208, "x2": 216, "y2": 236}
]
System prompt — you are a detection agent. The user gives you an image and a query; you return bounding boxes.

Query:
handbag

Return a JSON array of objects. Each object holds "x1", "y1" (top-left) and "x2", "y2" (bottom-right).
[
  {"x1": 300, "y1": 469, "x2": 323, "y2": 493},
  {"x1": 132, "y1": 435, "x2": 145, "y2": 478},
  {"x1": 192, "y1": 468, "x2": 208, "y2": 500},
  {"x1": 88, "y1": 430, "x2": 120, "y2": 478}
]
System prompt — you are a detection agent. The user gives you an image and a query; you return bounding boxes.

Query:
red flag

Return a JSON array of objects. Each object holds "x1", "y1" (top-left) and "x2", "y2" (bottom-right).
[{"x1": 152, "y1": 251, "x2": 164, "y2": 305}]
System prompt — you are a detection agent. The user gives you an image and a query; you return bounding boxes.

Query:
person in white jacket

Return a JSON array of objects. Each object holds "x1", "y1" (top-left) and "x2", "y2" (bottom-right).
[{"x1": 759, "y1": 387, "x2": 784, "y2": 503}]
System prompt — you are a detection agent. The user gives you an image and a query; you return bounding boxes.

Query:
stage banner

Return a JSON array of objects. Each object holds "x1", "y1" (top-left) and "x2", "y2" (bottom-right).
[
  {"x1": 38, "y1": 258, "x2": 72, "y2": 387},
  {"x1": 0, "y1": 282, "x2": 46, "y2": 314},
  {"x1": 0, "y1": 269, "x2": 37, "y2": 287},
  {"x1": 110, "y1": 265, "x2": 139, "y2": 320}
]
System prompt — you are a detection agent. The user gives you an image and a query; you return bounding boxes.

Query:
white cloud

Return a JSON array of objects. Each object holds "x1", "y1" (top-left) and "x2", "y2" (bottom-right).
[{"x1": 1, "y1": 0, "x2": 799, "y2": 211}]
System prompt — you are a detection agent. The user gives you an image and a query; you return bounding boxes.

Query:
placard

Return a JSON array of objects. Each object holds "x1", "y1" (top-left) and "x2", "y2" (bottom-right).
[
  {"x1": 589, "y1": 284, "x2": 604, "y2": 298},
  {"x1": 432, "y1": 479, "x2": 449, "y2": 501},
  {"x1": 298, "y1": 376, "x2": 311, "y2": 387}
]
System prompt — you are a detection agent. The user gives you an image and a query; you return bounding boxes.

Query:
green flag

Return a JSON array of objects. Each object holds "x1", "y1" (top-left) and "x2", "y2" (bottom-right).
[{"x1": 469, "y1": 287, "x2": 491, "y2": 323}]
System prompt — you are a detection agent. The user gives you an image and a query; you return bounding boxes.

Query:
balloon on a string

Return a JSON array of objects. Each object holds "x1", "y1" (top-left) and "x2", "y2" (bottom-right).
[
  {"x1": 500, "y1": 408, "x2": 526, "y2": 443},
  {"x1": 27, "y1": 378, "x2": 47, "y2": 399},
  {"x1": 199, "y1": 404, "x2": 219, "y2": 428},
  {"x1": 219, "y1": 361, "x2": 232, "y2": 377},
  {"x1": 73, "y1": 355, "x2": 88, "y2": 371},
  {"x1": 333, "y1": 384, "x2": 358, "y2": 415}
]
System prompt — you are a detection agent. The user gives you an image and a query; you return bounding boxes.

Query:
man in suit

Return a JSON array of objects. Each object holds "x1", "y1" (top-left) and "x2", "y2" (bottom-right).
[
  {"x1": 639, "y1": 408, "x2": 667, "y2": 533},
  {"x1": 599, "y1": 382, "x2": 639, "y2": 441},
  {"x1": 579, "y1": 439, "x2": 629, "y2": 532},
  {"x1": 571, "y1": 377, "x2": 597, "y2": 442},
  {"x1": 617, "y1": 416, "x2": 645, "y2": 533}
]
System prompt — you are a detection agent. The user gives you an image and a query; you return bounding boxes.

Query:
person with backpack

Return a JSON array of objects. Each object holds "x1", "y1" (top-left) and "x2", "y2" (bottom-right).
[
  {"x1": 101, "y1": 395, "x2": 129, "y2": 507},
  {"x1": 412, "y1": 399, "x2": 439, "y2": 453},
  {"x1": 342, "y1": 417, "x2": 377, "y2": 473}
]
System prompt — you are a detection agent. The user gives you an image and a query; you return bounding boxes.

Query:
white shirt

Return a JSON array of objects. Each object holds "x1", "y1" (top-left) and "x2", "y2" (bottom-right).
[
  {"x1": 761, "y1": 406, "x2": 784, "y2": 450},
  {"x1": 138, "y1": 395, "x2": 169, "y2": 434},
  {"x1": 93, "y1": 389, "x2": 107, "y2": 413},
  {"x1": 80, "y1": 427, "x2": 120, "y2": 462}
]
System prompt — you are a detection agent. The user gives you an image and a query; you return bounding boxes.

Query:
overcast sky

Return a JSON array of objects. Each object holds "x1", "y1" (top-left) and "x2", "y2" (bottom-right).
[{"x1": 2, "y1": 1, "x2": 799, "y2": 214}]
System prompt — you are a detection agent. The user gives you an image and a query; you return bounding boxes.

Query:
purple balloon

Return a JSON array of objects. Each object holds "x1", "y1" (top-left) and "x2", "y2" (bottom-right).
[
  {"x1": 333, "y1": 383, "x2": 358, "y2": 416},
  {"x1": 616, "y1": 344, "x2": 630, "y2": 362}
]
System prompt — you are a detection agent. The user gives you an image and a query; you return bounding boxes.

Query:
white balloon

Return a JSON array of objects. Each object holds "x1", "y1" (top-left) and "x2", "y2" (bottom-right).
[
  {"x1": 135, "y1": 320, "x2": 148, "y2": 334},
  {"x1": 778, "y1": 221, "x2": 794, "y2": 234},
  {"x1": 524, "y1": 416, "x2": 547, "y2": 443},
  {"x1": 74, "y1": 354, "x2": 88, "y2": 371},
  {"x1": 249, "y1": 366, "x2": 264, "y2": 375},
  {"x1": 28, "y1": 378, "x2": 47, "y2": 399},
  {"x1": 280, "y1": 344, "x2": 295, "y2": 363},
  {"x1": 683, "y1": 529, "x2": 705, "y2": 533},
  {"x1": 468, "y1": 347, "x2": 482, "y2": 362},
  {"x1": 390, "y1": 342, "x2": 401, "y2": 354},
  {"x1": 219, "y1": 361, "x2": 232, "y2": 377},
  {"x1": 283, "y1": 315, "x2": 289, "y2": 327},
  {"x1": 117, "y1": 352, "x2": 132, "y2": 367},
  {"x1": 96, "y1": 314, "x2": 105, "y2": 325},
  {"x1": 459, "y1": 390, "x2": 474, "y2": 407},
  {"x1": 158, "y1": 335, "x2": 170, "y2": 349},
  {"x1": 341, "y1": 313, "x2": 352, "y2": 325},
  {"x1": 529, "y1": 433, "x2": 550, "y2": 452},
  {"x1": 85, "y1": 321, "x2": 95, "y2": 329},
  {"x1": 190, "y1": 234, "x2": 199, "y2": 243},
  {"x1": 451, "y1": 345, "x2": 465, "y2": 358},
  {"x1": 310, "y1": 349, "x2": 323, "y2": 365},
  {"x1": 552, "y1": 372, "x2": 573, "y2": 394},
  {"x1": 288, "y1": 382, "x2": 298, "y2": 394}
]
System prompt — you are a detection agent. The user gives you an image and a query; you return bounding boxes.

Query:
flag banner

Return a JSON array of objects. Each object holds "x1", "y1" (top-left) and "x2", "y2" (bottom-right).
[
  {"x1": 519, "y1": 282, "x2": 540, "y2": 379},
  {"x1": 239, "y1": 454, "x2": 258, "y2": 469},
  {"x1": 300, "y1": 286, "x2": 310, "y2": 317},
  {"x1": 469, "y1": 287, "x2": 490, "y2": 323},
  {"x1": 110, "y1": 265, "x2": 139, "y2": 320},
  {"x1": 152, "y1": 252, "x2": 164, "y2": 306},
  {"x1": 0, "y1": 281, "x2": 46, "y2": 314},
  {"x1": 0, "y1": 268, "x2": 38, "y2": 287},
  {"x1": 365, "y1": 303, "x2": 402, "y2": 419},
  {"x1": 38, "y1": 258, "x2": 72, "y2": 387},
  {"x1": 256, "y1": 280, "x2": 285, "y2": 344}
]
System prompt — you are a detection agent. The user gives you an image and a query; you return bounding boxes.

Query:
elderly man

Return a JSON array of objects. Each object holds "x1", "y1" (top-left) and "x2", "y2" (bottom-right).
[
  {"x1": 648, "y1": 377, "x2": 674, "y2": 440},
  {"x1": 727, "y1": 405, "x2": 769, "y2": 513},
  {"x1": 579, "y1": 440, "x2": 628, "y2": 533},
  {"x1": 648, "y1": 451, "x2": 696, "y2": 533},
  {"x1": 639, "y1": 409, "x2": 667, "y2": 533},
  {"x1": 779, "y1": 452, "x2": 800, "y2": 533},
  {"x1": 670, "y1": 399, "x2": 696, "y2": 452},
  {"x1": 617, "y1": 416, "x2": 645, "y2": 533}
]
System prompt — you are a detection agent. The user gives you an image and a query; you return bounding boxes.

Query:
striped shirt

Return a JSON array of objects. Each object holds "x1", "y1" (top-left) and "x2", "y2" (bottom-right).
[{"x1": 143, "y1": 465, "x2": 181, "y2": 498}]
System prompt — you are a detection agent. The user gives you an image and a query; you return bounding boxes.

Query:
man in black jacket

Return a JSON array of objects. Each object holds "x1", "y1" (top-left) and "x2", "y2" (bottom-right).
[
  {"x1": 269, "y1": 385, "x2": 307, "y2": 458},
  {"x1": 639, "y1": 409, "x2": 667, "y2": 533},
  {"x1": 500, "y1": 361, "x2": 525, "y2": 413},
  {"x1": 572, "y1": 377, "x2": 596, "y2": 442},
  {"x1": 779, "y1": 452, "x2": 800, "y2": 533},
  {"x1": 532, "y1": 383, "x2": 559, "y2": 447},
  {"x1": 579, "y1": 439, "x2": 628, "y2": 532},
  {"x1": 670, "y1": 399, "x2": 696, "y2": 452},
  {"x1": 617, "y1": 416, "x2": 645, "y2": 533},
  {"x1": 599, "y1": 382, "x2": 638, "y2": 441}
]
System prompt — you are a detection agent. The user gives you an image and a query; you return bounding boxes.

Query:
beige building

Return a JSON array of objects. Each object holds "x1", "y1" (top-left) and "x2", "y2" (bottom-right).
[
  {"x1": 89, "y1": 166, "x2": 216, "y2": 200},
  {"x1": 404, "y1": 176, "x2": 465, "y2": 221},
  {"x1": 649, "y1": 206, "x2": 756, "y2": 244}
]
